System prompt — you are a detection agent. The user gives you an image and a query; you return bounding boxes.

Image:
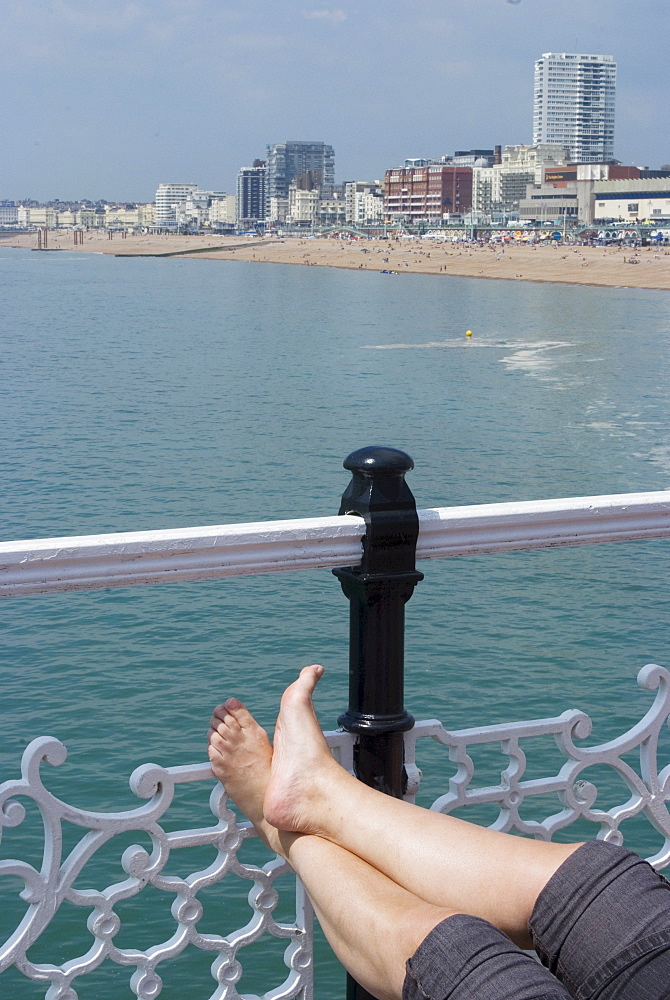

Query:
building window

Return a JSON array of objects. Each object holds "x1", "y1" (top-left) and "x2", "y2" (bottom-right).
[{"x1": 627, "y1": 203, "x2": 639, "y2": 212}]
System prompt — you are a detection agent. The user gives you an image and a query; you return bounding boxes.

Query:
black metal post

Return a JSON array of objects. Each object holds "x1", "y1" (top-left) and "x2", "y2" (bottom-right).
[{"x1": 333, "y1": 446, "x2": 423, "y2": 1000}]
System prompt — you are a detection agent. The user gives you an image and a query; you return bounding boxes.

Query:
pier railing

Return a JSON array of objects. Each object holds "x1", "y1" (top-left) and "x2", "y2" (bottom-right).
[
  {"x1": 3, "y1": 490, "x2": 670, "y2": 599},
  {"x1": 2, "y1": 447, "x2": 670, "y2": 1000}
]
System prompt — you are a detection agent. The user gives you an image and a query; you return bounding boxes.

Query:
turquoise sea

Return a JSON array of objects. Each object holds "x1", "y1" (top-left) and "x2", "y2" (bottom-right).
[{"x1": 1, "y1": 246, "x2": 670, "y2": 997}]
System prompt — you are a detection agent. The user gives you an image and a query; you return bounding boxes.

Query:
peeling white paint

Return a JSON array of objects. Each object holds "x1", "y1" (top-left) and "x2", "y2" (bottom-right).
[{"x1": 1, "y1": 492, "x2": 669, "y2": 597}]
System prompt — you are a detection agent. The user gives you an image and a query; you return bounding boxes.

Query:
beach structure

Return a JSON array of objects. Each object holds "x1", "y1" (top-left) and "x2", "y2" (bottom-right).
[
  {"x1": 2, "y1": 447, "x2": 670, "y2": 998},
  {"x1": 533, "y1": 53, "x2": 616, "y2": 164}
]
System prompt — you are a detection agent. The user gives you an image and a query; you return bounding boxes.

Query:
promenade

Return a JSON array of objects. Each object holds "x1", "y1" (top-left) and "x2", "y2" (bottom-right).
[{"x1": 3, "y1": 231, "x2": 670, "y2": 290}]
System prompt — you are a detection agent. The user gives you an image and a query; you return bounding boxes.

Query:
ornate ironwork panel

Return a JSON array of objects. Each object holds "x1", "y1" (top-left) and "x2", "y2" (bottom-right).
[
  {"x1": 404, "y1": 664, "x2": 670, "y2": 869},
  {"x1": 0, "y1": 743, "x2": 316, "y2": 1000},
  {"x1": 2, "y1": 667, "x2": 669, "y2": 998}
]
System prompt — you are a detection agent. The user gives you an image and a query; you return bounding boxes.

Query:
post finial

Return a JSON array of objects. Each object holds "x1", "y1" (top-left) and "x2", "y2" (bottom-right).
[
  {"x1": 339, "y1": 446, "x2": 416, "y2": 521},
  {"x1": 343, "y1": 446, "x2": 414, "y2": 475}
]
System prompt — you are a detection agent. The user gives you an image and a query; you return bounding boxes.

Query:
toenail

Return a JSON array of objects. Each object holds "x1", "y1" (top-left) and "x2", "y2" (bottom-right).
[{"x1": 225, "y1": 698, "x2": 242, "y2": 710}]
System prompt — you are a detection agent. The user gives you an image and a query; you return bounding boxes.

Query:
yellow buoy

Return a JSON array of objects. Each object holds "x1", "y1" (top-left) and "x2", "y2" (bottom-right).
[{"x1": 466, "y1": 329, "x2": 473, "y2": 337}]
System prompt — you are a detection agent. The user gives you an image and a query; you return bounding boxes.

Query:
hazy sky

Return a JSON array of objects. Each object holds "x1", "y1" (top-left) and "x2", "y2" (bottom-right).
[{"x1": 2, "y1": 0, "x2": 668, "y2": 202}]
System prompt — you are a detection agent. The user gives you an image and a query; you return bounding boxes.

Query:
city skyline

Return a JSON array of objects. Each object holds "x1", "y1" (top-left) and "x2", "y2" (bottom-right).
[{"x1": 1, "y1": 0, "x2": 667, "y2": 203}]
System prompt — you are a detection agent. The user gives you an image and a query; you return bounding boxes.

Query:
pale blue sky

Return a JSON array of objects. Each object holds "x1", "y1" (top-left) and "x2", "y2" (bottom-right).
[{"x1": 2, "y1": 0, "x2": 667, "y2": 202}]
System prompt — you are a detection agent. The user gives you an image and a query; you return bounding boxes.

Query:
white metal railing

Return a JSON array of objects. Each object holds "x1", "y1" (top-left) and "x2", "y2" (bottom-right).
[
  {"x1": 2, "y1": 489, "x2": 670, "y2": 999},
  {"x1": 2, "y1": 491, "x2": 670, "y2": 596},
  {"x1": 4, "y1": 667, "x2": 670, "y2": 1000}
]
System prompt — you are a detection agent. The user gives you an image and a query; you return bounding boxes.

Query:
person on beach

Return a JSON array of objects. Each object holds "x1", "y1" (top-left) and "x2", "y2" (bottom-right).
[{"x1": 208, "y1": 665, "x2": 670, "y2": 1000}]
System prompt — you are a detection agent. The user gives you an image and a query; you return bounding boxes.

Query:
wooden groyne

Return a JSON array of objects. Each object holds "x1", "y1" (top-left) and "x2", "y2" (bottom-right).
[{"x1": 114, "y1": 239, "x2": 282, "y2": 258}]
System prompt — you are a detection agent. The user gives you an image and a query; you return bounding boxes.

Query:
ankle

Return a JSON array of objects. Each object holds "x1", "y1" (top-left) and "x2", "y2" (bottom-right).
[
  {"x1": 279, "y1": 830, "x2": 315, "y2": 866},
  {"x1": 263, "y1": 825, "x2": 300, "y2": 859}
]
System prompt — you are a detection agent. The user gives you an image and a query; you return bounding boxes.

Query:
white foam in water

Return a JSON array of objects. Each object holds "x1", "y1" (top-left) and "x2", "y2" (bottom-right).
[
  {"x1": 364, "y1": 337, "x2": 523, "y2": 350},
  {"x1": 498, "y1": 340, "x2": 573, "y2": 374},
  {"x1": 585, "y1": 421, "x2": 619, "y2": 432},
  {"x1": 363, "y1": 336, "x2": 578, "y2": 384}
]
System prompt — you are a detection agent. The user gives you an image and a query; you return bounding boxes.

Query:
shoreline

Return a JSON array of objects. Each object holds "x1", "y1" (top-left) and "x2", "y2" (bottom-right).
[{"x1": 2, "y1": 231, "x2": 669, "y2": 290}]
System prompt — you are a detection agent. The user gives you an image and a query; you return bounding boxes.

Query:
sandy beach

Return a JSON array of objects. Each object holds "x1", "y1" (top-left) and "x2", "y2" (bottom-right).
[{"x1": 3, "y1": 230, "x2": 669, "y2": 290}]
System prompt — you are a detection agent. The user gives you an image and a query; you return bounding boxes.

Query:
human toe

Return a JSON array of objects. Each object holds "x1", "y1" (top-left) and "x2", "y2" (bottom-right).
[
  {"x1": 298, "y1": 664, "x2": 324, "y2": 691},
  {"x1": 210, "y1": 707, "x2": 243, "y2": 736},
  {"x1": 221, "y1": 697, "x2": 261, "y2": 731}
]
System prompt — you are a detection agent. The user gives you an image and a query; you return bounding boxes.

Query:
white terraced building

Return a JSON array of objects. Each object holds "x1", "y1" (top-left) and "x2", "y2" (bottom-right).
[
  {"x1": 533, "y1": 53, "x2": 616, "y2": 164},
  {"x1": 154, "y1": 182, "x2": 198, "y2": 229}
]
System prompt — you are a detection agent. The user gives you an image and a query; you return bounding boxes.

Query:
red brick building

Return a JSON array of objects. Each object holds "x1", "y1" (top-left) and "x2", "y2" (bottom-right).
[{"x1": 384, "y1": 165, "x2": 473, "y2": 222}]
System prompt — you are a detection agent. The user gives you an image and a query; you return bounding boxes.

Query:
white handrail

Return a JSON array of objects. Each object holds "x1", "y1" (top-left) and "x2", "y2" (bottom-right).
[
  {"x1": 416, "y1": 491, "x2": 670, "y2": 558},
  {"x1": 0, "y1": 515, "x2": 365, "y2": 596},
  {"x1": 1, "y1": 491, "x2": 669, "y2": 597}
]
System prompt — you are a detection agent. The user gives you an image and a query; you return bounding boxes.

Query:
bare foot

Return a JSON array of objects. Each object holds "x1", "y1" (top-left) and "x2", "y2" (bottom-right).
[
  {"x1": 264, "y1": 664, "x2": 348, "y2": 835},
  {"x1": 207, "y1": 697, "x2": 279, "y2": 849}
]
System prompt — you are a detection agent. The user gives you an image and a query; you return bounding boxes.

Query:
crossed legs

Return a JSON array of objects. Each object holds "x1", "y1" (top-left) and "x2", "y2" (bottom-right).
[{"x1": 207, "y1": 665, "x2": 581, "y2": 1000}]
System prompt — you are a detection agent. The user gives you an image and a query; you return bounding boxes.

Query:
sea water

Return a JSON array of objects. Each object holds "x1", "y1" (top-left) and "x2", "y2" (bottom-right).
[{"x1": 1, "y1": 247, "x2": 670, "y2": 998}]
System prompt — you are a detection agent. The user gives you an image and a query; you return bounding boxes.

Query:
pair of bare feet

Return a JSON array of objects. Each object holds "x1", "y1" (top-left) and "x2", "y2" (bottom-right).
[
  {"x1": 207, "y1": 664, "x2": 335, "y2": 856},
  {"x1": 207, "y1": 662, "x2": 585, "y2": 998}
]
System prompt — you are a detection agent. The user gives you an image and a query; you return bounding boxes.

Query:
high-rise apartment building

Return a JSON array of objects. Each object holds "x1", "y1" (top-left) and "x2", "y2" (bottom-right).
[
  {"x1": 533, "y1": 53, "x2": 616, "y2": 163},
  {"x1": 154, "y1": 182, "x2": 198, "y2": 228},
  {"x1": 265, "y1": 141, "x2": 335, "y2": 204},
  {"x1": 236, "y1": 162, "x2": 266, "y2": 227}
]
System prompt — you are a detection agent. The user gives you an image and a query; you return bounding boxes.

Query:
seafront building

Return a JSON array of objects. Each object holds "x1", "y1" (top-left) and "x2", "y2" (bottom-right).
[
  {"x1": 0, "y1": 200, "x2": 19, "y2": 225},
  {"x1": 207, "y1": 193, "x2": 237, "y2": 229},
  {"x1": 286, "y1": 185, "x2": 319, "y2": 225},
  {"x1": 15, "y1": 201, "x2": 155, "y2": 229},
  {"x1": 104, "y1": 202, "x2": 156, "y2": 229},
  {"x1": 279, "y1": 181, "x2": 347, "y2": 228},
  {"x1": 404, "y1": 150, "x2": 496, "y2": 170},
  {"x1": 533, "y1": 53, "x2": 616, "y2": 163},
  {"x1": 265, "y1": 141, "x2": 335, "y2": 205},
  {"x1": 344, "y1": 181, "x2": 384, "y2": 225},
  {"x1": 518, "y1": 163, "x2": 635, "y2": 224},
  {"x1": 592, "y1": 177, "x2": 670, "y2": 224},
  {"x1": 516, "y1": 165, "x2": 670, "y2": 225},
  {"x1": 17, "y1": 204, "x2": 100, "y2": 228},
  {"x1": 172, "y1": 190, "x2": 234, "y2": 231},
  {"x1": 471, "y1": 144, "x2": 569, "y2": 218},
  {"x1": 444, "y1": 149, "x2": 497, "y2": 169},
  {"x1": 267, "y1": 196, "x2": 288, "y2": 225},
  {"x1": 154, "y1": 182, "x2": 198, "y2": 228},
  {"x1": 384, "y1": 164, "x2": 473, "y2": 223},
  {"x1": 317, "y1": 195, "x2": 347, "y2": 226},
  {"x1": 236, "y1": 162, "x2": 267, "y2": 228}
]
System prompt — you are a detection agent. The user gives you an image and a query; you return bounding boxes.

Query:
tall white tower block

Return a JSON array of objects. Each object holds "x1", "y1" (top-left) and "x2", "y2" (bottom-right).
[{"x1": 533, "y1": 53, "x2": 616, "y2": 163}]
